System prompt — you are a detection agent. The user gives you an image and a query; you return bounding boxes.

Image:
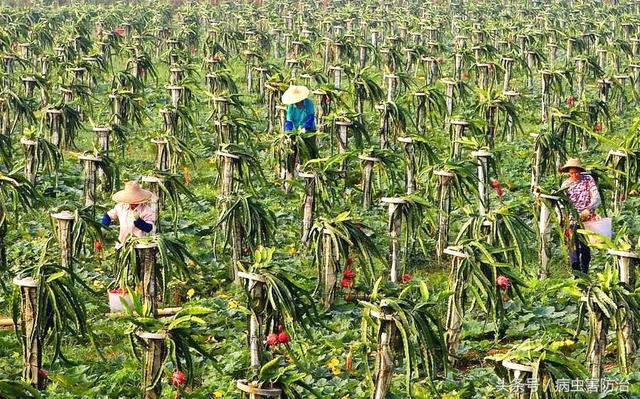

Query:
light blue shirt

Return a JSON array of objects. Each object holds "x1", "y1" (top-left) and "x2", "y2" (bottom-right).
[{"x1": 285, "y1": 98, "x2": 316, "y2": 132}]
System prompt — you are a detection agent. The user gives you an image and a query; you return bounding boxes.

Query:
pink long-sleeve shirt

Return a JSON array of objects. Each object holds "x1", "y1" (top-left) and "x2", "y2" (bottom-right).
[
  {"x1": 561, "y1": 175, "x2": 601, "y2": 221},
  {"x1": 107, "y1": 203, "x2": 155, "y2": 248}
]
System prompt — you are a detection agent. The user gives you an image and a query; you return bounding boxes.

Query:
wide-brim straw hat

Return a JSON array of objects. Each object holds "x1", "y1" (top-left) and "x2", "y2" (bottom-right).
[
  {"x1": 112, "y1": 181, "x2": 152, "y2": 204},
  {"x1": 559, "y1": 158, "x2": 586, "y2": 173},
  {"x1": 281, "y1": 85, "x2": 310, "y2": 105}
]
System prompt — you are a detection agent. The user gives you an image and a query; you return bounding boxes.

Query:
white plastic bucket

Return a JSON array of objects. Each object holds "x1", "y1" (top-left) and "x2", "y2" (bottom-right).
[
  {"x1": 108, "y1": 289, "x2": 133, "y2": 313},
  {"x1": 583, "y1": 217, "x2": 612, "y2": 245}
]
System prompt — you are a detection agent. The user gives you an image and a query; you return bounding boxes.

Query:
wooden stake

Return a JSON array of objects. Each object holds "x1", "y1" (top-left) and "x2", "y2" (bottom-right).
[
  {"x1": 13, "y1": 277, "x2": 42, "y2": 390},
  {"x1": 502, "y1": 360, "x2": 534, "y2": 399},
  {"x1": 51, "y1": 211, "x2": 75, "y2": 270},
  {"x1": 142, "y1": 176, "x2": 164, "y2": 234},
  {"x1": 236, "y1": 380, "x2": 282, "y2": 398},
  {"x1": 151, "y1": 138, "x2": 170, "y2": 172},
  {"x1": 413, "y1": 92, "x2": 426, "y2": 134},
  {"x1": 443, "y1": 247, "x2": 468, "y2": 364},
  {"x1": 536, "y1": 194, "x2": 560, "y2": 279},
  {"x1": 435, "y1": 170, "x2": 454, "y2": 258},
  {"x1": 238, "y1": 271, "x2": 267, "y2": 371},
  {"x1": 359, "y1": 154, "x2": 380, "y2": 209},
  {"x1": 472, "y1": 151, "x2": 492, "y2": 216},
  {"x1": 449, "y1": 120, "x2": 468, "y2": 161},
  {"x1": 135, "y1": 243, "x2": 159, "y2": 316},
  {"x1": 588, "y1": 302, "x2": 608, "y2": 379},
  {"x1": 217, "y1": 150, "x2": 239, "y2": 197},
  {"x1": 336, "y1": 120, "x2": 352, "y2": 174},
  {"x1": 299, "y1": 172, "x2": 316, "y2": 243},
  {"x1": 321, "y1": 229, "x2": 337, "y2": 308},
  {"x1": 382, "y1": 198, "x2": 407, "y2": 283},
  {"x1": 504, "y1": 91, "x2": 519, "y2": 142},
  {"x1": 79, "y1": 154, "x2": 101, "y2": 207},
  {"x1": 20, "y1": 137, "x2": 37, "y2": 184},
  {"x1": 45, "y1": 109, "x2": 63, "y2": 147},
  {"x1": 139, "y1": 331, "x2": 166, "y2": 399},
  {"x1": 608, "y1": 249, "x2": 638, "y2": 369},
  {"x1": 608, "y1": 150, "x2": 627, "y2": 213},
  {"x1": 371, "y1": 305, "x2": 397, "y2": 399},
  {"x1": 398, "y1": 136, "x2": 416, "y2": 194},
  {"x1": 375, "y1": 103, "x2": 389, "y2": 149}
]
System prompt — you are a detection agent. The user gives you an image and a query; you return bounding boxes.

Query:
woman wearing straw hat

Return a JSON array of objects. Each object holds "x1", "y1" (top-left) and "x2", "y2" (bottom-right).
[
  {"x1": 282, "y1": 85, "x2": 318, "y2": 158},
  {"x1": 101, "y1": 181, "x2": 155, "y2": 249},
  {"x1": 560, "y1": 158, "x2": 601, "y2": 273}
]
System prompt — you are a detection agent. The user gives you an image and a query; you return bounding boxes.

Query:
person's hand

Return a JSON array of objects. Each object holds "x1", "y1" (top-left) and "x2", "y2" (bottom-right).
[
  {"x1": 129, "y1": 210, "x2": 141, "y2": 220},
  {"x1": 283, "y1": 121, "x2": 294, "y2": 132},
  {"x1": 579, "y1": 209, "x2": 591, "y2": 221}
]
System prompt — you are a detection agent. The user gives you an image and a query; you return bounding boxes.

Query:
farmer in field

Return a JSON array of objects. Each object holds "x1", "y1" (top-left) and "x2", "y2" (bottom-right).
[
  {"x1": 282, "y1": 85, "x2": 318, "y2": 158},
  {"x1": 560, "y1": 158, "x2": 601, "y2": 274},
  {"x1": 101, "y1": 181, "x2": 155, "y2": 249}
]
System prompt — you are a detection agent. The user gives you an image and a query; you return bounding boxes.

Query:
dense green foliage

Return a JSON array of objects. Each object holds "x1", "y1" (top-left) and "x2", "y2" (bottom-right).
[{"x1": 0, "y1": 0, "x2": 639, "y2": 398}]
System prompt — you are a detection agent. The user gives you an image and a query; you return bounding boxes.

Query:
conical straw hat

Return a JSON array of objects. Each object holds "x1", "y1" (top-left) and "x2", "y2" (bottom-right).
[
  {"x1": 281, "y1": 85, "x2": 310, "y2": 105},
  {"x1": 112, "y1": 181, "x2": 152, "y2": 204},
  {"x1": 559, "y1": 158, "x2": 586, "y2": 173}
]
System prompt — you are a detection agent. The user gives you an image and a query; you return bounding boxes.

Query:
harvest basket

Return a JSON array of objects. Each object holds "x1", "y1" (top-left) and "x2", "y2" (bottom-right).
[
  {"x1": 108, "y1": 289, "x2": 133, "y2": 313},
  {"x1": 583, "y1": 217, "x2": 612, "y2": 245}
]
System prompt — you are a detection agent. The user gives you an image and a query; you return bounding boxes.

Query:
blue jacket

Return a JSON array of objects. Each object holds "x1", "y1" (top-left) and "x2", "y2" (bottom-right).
[{"x1": 284, "y1": 98, "x2": 316, "y2": 132}]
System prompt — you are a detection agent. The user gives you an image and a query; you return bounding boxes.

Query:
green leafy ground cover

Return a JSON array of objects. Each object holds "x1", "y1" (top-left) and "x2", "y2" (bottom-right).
[{"x1": 0, "y1": 0, "x2": 639, "y2": 398}]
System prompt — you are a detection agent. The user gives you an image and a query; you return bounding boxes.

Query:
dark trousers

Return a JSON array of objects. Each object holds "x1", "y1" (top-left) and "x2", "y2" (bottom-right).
[
  {"x1": 569, "y1": 226, "x2": 591, "y2": 273},
  {"x1": 303, "y1": 133, "x2": 318, "y2": 159}
]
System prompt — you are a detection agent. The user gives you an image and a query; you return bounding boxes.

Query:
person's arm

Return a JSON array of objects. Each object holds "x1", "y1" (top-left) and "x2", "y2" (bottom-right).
[
  {"x1": 303, "y1": 99, "x2": 316, "y2": 131},
  {"x1": 284, "y1": 105, "x2": 294, "y2": 131},
  {"x1": 101, "y1": 207, "x2": 118, "y2": 226},
  {"x1": 133, "y1": 207, "x2": 155, "y2": 233},
  {"x1": 133, "y1": 218, "x2": 153, "y2": 233},
  {"x1": 587, "y1": 176, "x2": 602, "y2": 211},
  {"x1": 101, "y1": 213, "x2": 111, "y2": 226}
]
